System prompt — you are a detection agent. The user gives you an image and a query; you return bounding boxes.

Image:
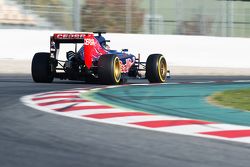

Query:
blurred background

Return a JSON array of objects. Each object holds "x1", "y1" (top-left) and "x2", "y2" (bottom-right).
[{"x1": 1, "y1": 0, "x2": 250, "y2": 37}]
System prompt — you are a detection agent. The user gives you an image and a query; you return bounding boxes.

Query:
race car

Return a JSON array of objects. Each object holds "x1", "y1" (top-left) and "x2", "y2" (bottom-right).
[{"x1": 31, "y1": 32, "x2": 169, "y2": 85}]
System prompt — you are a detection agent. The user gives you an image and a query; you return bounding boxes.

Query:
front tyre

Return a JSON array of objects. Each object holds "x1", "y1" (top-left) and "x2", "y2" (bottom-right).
[
  {"x1": 31, "y1": 52, "x2": 54, "y2": 83},
  {"x1": 98, "y1": 54, "x2": 121, "y2": 85},
  {"x1": 146, "y1": 54, "x2": 167, "y2": 83}
]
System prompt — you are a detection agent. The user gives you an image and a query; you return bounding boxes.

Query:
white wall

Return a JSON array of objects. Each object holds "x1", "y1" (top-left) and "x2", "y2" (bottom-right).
[{"x1": 1, "y1": 29, "x2": 250, "y2": 68}]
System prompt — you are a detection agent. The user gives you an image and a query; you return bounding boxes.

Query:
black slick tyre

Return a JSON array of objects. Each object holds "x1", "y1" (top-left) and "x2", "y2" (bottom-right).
[
  {"x1": 98, "y1": 54, "x2": 121, "y2": 85},
  {"x1": 31, "y1": 52, "x2": 54, "y2": 83},
  {"x1": 146, "y1": 54, "x2": 167, "y2": 83}
]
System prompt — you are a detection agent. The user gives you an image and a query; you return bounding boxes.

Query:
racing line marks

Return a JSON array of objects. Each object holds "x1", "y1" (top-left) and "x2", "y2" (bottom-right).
[{"x1": 21, "y1": 81, "x2": 250, "y2": 144}]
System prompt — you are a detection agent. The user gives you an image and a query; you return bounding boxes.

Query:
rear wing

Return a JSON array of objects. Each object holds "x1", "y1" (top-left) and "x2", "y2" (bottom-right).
[
  {"x1": 52, "y1": 33, "x2": 94, "y2": 44},
  {"x1": 50, "y1": 33, "x2": 95, "y2": 51},
  {"x1": 50, "y1": 33, "x2": 95, "y2": 69}
]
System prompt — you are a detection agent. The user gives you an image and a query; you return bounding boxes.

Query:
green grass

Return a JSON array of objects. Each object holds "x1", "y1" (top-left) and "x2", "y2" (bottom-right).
[{"x1": 210, "y1": 88, "x2": 250, "y2": 111}]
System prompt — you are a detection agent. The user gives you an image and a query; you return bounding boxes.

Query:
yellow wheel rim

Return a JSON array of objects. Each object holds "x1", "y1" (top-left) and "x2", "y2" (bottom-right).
[
  {"x1": 113, "y1": 57, "x2": 121, "y2": 83},
  {"x1": 158, "y1": 56, "x2": 167, "y2": 82}
]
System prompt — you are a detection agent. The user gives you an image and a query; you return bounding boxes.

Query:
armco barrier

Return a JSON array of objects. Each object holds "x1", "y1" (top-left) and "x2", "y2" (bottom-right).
[{"x1": 1, "y1": 29, "x2": 250, "y2": 68}]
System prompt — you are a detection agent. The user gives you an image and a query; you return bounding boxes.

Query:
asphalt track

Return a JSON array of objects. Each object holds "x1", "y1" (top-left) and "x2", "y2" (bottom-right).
[{"x1": 1, "y1": 74, "x2": 250, "y2": 167}]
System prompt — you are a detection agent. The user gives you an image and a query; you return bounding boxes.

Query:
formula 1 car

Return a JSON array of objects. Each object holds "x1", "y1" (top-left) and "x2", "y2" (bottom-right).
[{"x1": 32, "y1": 32, "x2": 169, "y2": 85}]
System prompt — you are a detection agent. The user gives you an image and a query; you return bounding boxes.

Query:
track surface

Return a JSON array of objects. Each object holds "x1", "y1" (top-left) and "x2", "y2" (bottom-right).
[{"x1": 1, "y1": 74, "x2": 250, "y2": 167}]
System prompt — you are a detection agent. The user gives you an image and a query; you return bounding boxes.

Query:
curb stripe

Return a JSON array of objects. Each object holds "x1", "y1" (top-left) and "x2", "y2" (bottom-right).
[
  {"x1": 132, "y1": 120, "x2": 214, "y2": 128},
  {"x1": 99, "y1": 115, "x2": 188, "y2": 124},
  {"x1": 21, "y1": 81, "x2": 250, "y2": 144},
  {"x1": 36, "y1": 92, "x2": 81, "y2": 98},
  {"x1": 54, "y1": 105, "x2": 113, "y2": 112},
  {"x1": 84, "y1": 112, "x2": 152, "y2": 119},
  {"x1": 39, "y1": 91, "x2": 81, "y2": 96},
  {"x1": 37, "y1": 99, "x2": 90, "y2": 106},
  {"x1": 31, "y1": 98, "x2": 80, "y2": 104},
  {"x1": 200, "y1": 130, "x2": 250, "y2": 138},
  {"x1": 32, "y1": 95, "x2": 78, "y2": 101},
  {"x1": 65, "y1": 108, "x2": 129, "y2": 116}
]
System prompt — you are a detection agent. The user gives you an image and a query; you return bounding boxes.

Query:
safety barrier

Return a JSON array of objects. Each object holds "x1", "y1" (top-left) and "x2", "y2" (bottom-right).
[{"x1": 1, "y1": 29, "x2": 250, "y2": 68}]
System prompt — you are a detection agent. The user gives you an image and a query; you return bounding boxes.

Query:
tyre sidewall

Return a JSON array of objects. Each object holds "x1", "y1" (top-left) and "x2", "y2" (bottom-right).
[
  {"x1": 32, "y1": 52, "x2": 54, "y2": 83},
  {"x1": 98, "y1": 54, "x2": 121, "y2": 85},
  {"x1": 146, "y1": 54, "x2": 167, "y2": 83}
]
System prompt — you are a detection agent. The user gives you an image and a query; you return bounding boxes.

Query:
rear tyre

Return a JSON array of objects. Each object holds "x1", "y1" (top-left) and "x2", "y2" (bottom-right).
[
  {"x1": 146, "y1": 54, "x2": 167, "y2": 83},
  {"x1": 98, "y1": 54, "x2": 121, "y2": 85},
  {"x1": 32, "y1": 52, "x2": 54, "y2": 83}
]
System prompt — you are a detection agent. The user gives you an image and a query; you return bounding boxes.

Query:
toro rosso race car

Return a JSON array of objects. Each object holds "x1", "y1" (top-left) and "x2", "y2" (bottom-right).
[{"x1": 32, "y1": 32, "x2": 169, "y2": 85}]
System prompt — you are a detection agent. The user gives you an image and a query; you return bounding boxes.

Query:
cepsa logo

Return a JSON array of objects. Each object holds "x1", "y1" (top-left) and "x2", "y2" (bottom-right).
[{"x1": 54, "y1": 34, "x2": 84, "y2": 39}]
